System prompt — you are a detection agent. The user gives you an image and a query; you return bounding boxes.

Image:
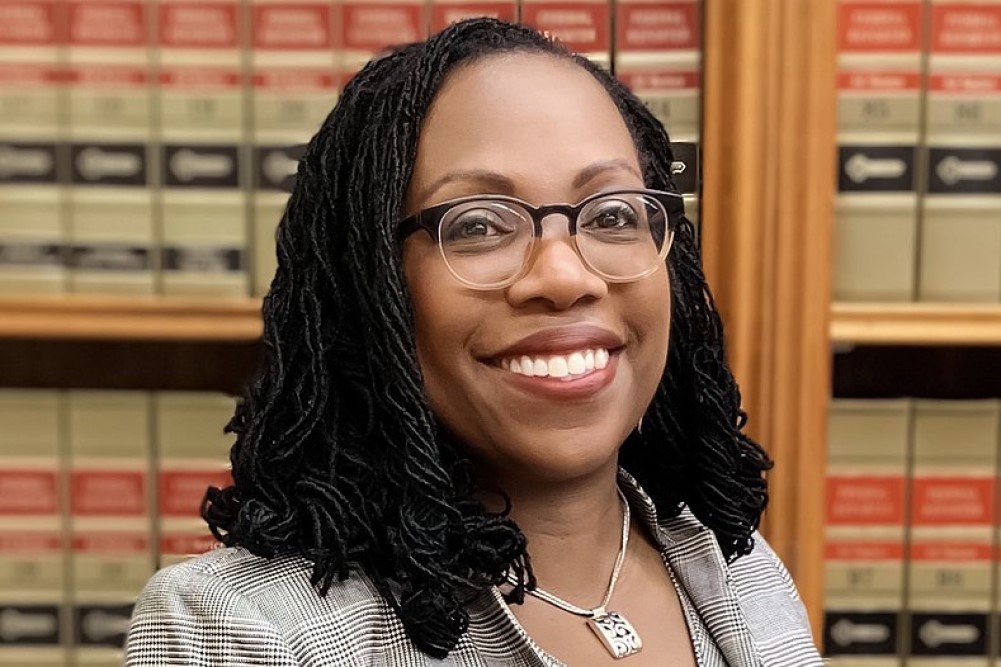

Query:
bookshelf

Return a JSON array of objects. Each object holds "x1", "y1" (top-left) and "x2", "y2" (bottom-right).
[{"x1": 831, "y1": 303, "x2": 1001, "y2": 346}]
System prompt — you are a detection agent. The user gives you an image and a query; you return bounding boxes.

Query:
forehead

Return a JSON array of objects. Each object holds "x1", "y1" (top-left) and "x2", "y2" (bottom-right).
[{"x1": 408, "y1": 53, "x2": 641, "y2": 206}]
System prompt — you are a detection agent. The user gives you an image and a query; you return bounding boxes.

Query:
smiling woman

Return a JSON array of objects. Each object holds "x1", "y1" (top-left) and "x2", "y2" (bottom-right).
[{"x1": 124, "y1": 18, "x2": 822, "y2": 667}]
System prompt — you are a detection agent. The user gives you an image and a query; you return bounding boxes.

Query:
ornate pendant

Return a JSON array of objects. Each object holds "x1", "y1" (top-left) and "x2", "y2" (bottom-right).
[{"x1": 587, "y1": 610, "x2": 643, "y2": 659}]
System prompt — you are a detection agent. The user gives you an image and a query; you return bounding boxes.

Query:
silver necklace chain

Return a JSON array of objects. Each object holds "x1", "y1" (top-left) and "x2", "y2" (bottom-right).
[{"x1": 509, "y1": 488, "x2": 630, "y2": 618}]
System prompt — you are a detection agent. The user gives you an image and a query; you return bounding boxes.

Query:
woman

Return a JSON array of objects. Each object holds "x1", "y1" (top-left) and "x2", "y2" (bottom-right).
[{"x1": 126, "y1": 19, "x2": 821, "y2": 666}]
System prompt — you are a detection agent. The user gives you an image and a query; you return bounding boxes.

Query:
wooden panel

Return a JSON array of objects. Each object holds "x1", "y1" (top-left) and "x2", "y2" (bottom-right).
[
  {"x1": 832, "y1": 303, "x2": 1001, "y2": 346},
  {"x1": 702, "y1": 0, "x2": 837, "y2": 638}
]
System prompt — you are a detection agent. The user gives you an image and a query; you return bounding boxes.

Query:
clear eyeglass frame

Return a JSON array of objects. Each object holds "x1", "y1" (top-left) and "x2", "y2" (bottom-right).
[{"x1": 398, "y1": 188, "x2": 685, "y2": 291}]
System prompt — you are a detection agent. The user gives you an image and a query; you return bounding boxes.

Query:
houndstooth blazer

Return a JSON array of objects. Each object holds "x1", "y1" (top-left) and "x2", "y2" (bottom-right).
[{"x1": 125, "y1": 473, "x2": 823, "y2": 666}]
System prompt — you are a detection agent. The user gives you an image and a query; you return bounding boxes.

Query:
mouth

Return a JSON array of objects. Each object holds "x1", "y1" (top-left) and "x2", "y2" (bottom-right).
[{"x1": 495, "y1": 347, "x2": 613, "y2": 380}]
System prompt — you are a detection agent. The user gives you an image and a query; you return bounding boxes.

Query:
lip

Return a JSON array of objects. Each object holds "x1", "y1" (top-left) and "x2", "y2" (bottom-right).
[{"x1": 487, "y1": 324, "x2": 625, "y2": 360}]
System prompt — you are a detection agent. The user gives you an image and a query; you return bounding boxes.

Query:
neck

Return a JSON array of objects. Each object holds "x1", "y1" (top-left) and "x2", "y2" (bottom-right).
[{"x1": 484, "y1": 461, "x2": 625, "y2": 607}]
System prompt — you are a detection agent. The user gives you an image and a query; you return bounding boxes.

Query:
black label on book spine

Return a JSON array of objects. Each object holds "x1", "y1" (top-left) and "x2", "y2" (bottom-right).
[
  {"x1": 838, "y1": 145, "x2": 916, "y2": 193},
  {"x1": 163, "y1": 144, "x2": 240, "y2": 188},
  {"x1": 162, "y1": 246, "x2": 244, "y2": 272},
  {"x1": 0, "y1": 604, "x2": 61, "y2": 645},
  {"x1": 909, "y1": 612, "x2": 989, "y2": 656},
  {"x1": 70, "y1": 143, "x2": 148, "y2": 186},
  {"x1": 254, "y1": 145, "x2": 306, "y2": 193},
  {"x1": 74, "y1": 603, "x2": 133, "y2": 648},
  {"x1": 0, "y1": 243, "x2": 63, "y2": 267},
  {"x1": 823, "y1": 610, "x2": 899, "y2": 656},
  {"x1": 670, "y1": 141, "x2": 700, "y2": 195},
  {"x1": 927, "y1": 147, "x2": 1001, "y2": 195},
  {"x1": 0, "y1": 142, "x2": 59, "y2": 184},
  {"x1": 69, "y1": 245, "x2": 151, "y2": 271}
]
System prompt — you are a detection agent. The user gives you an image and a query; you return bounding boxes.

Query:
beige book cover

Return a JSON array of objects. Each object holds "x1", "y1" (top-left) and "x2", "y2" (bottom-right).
[
  {"x1": 904, "y1": 400, "x2": 999, "y2": 666},
  {"x1": 250, "y1": 0, "x2": 342, "y2": 297},
  {"x1": 824, "y1": 399, "x2": 911, "y2": 667},
  {"x1": 919, "y1": 0, "x2": 1001, "y2": 304},
  {"x1": 66, "y1": 391, "x2": 154, "y2": 667},
  {"x1": 0, "y1": 390, "x2": 67, "y2": 667},
  {"x1": 153, "y1": 392, "x2": 234, "y2": 567},
  {"x1": 65, "y1": 0, "x2": 155, "y2": 295},
  {"x1": 429, "y1": 0, "x2": 518, "y2": 34},
  {"x1": 520, "y1": 0, "x2": 612, "y2": 68},
  {"x1": 834, "y1": 0, "x2": 925, "y2": 302},
  {"x1": 156, "y1": 0, "x2": 250, "y2": 298},
  {"x1": 0, "y1": 1, "x2": 67, "y2": 295}
]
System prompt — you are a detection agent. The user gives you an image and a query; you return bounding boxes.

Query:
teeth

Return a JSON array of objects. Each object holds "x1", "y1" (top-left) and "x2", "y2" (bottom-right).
[{"x1": 499, "y1": 348, "x2": 611, "y2": 378}]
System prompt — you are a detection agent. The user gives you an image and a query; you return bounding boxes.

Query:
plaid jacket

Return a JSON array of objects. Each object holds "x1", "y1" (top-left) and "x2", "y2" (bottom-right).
[{"x1": 125, "y1": 474, "x2": 822, "y2": 666}]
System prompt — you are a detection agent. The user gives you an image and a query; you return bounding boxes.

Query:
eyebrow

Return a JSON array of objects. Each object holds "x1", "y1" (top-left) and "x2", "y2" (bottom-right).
[{"x1": 417, "y1": 159, "x2": 643, "y2": 205}]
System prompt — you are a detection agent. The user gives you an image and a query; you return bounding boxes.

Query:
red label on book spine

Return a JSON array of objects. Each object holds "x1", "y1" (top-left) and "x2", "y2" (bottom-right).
[
  {"x1": 616, "y1": 1, "x2": 699, "y2": 52},
  {"x1": 160, "y1": 533, "x2": 220, "y2": 555},
  {"x1": 68, "y1": 0, "x2": 148, "y2": 47},
  {"x1": 0, "y1": 0, "x2": 61, "y2": 46},
  {"x1": 522, "y1": 2, "x2": 611, "y2": 53},
  {"x1": 826, "y1": 476, "x2": 906, "y2": 525},
  {"x1": 932, "y1": 4, "x2": 1001, "y2": 54},
  {"x1": 912, "y1": 477, "x2": 995, "y2": 526},
  {"x1": 252, "y1": 3, "x2": 333, "y2": 50},
  {"x1": 929, "y1": 73, "x2": 1001, "y2": 93},
  {"x1": 65, "y1": 64, "x2": 148, "y2": 85},
  {"x1": 72, "y1": 532, "x2": 149, "y2": 553},
  {"x1": 837, "y1": 70, "x2": 923, "y2": 91},
  {"x1": 0, "y1": 532, "x2": 62, "y2": 552},
  {"x1": 159, "y1": 469, "x2": 232, "y2": 517},
  {"x1": 617, "y1": 69, "x2": 700, "y2": 91},
  {"x1": 159, "y1": 67, "x2": 242, "y2": 88},
  {"x1": 72, "y1": 470, "x2": 146, "y2": 516},
  {"x1": 252, "y1": 68, "x2": 339, "y2": 90},
  {"x1": 158, "y1": 2, "x2": 239, "y2": 49},
  {"x1": 0, "y1": 470, "x2": 58, "y2": 515},
  {"x1": 825, "y1": 540, "x2": 904, "y2": 561},
  {"x1": 431, "y1": 2, "x2": 518, "y2": 31},
  {"x1": 342, "y1": 2, "x2": 425, "y2": 51},
  {"x1": 838, "y1": 1, "x2": 923, "y2": 52},
  {"x1": 0, "y1": 63, "x2": 62, "y2": 85},
  {"x1": 910, "y1": 542, "x2": 993, "y2": 562}
]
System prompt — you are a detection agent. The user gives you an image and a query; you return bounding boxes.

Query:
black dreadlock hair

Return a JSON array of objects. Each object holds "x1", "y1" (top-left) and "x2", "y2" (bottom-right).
[{"x1": 202, "y1": 18, "x2": 772, "y2": 660}]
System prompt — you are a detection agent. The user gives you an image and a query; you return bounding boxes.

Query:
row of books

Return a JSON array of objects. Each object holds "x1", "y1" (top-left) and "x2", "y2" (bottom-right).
[
  {"x1": 0, "y1": 0, "x2": 702, "y2": 300},
  {"x1": 824, "y1": 398, "x2": 1001, "y2": 664},
  {"x1": 835, "y1": 0, "x2": 1001, "y2": 304},
  {"x1": 0, "y1": 389, "x2": 234, "y2": 667}
]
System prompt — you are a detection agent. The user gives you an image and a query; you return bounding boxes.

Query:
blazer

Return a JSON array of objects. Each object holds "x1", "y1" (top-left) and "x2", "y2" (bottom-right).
[{"x1": 125, "y1": 473, "x2": 823, "y2": 666}]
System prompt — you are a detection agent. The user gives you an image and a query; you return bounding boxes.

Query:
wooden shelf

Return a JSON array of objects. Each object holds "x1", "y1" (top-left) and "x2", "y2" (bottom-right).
[
  {"x1": 0, "y1": 296, "x2": 263, "y2": 342},
  {"x1": 831, "y1": 302, "x2": 1001, "y2": 346}
]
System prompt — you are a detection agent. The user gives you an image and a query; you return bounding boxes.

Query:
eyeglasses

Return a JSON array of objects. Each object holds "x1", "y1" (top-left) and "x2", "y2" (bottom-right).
[{"x1": 398, "y1": 189, "x2": 683, "y2": 290}]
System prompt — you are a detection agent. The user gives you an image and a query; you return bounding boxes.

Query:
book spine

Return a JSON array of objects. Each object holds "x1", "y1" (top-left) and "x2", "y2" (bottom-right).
[
  {"x1": 905, "y1": 400, "x2": 999, "y2": 665},
  {"x1": 0, "y1": 390, "x2": 67, "y2": 667},
  {"x1": 250, "y1": 0, "x2": 340, "y2": 297},
  {"x1": 824, "y1": 399, "x2": 911, "y2": 667},
  {"x1": 153, "y1": 392, "x2": 234, "y2": 568},
  {"x1": 613, "y1": 0, "x2": 701, "y2": 219},
  {"x1": 65, "y1": 0, "x2": 156, "y2": 295},
  {"x1": 67, "y1": 391, "x2": 154, "y2": 666},
  {"x1": 834, "y1": 0, "x2": 926, "y2": 302},
  {"x1": 520, "y1": 0, "x2": 612, "y2": 68},
  {"x1": 918, "y1": 0, "x2": 1001, "y2": 303},
  {"x1": 429, "y1": 0, "x2": 518, "y2": 34},
  {"x1": 0, "y1": 0, "x2": 67, "y2": 294},
  {"x1": 155, "y1": 0, "x2": 250, "y2": 298}
]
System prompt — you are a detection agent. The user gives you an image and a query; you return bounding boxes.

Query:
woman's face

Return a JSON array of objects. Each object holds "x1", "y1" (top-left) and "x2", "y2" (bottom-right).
[{"x1": 402, "y1": 53, "x2": 671, "y2": 486}]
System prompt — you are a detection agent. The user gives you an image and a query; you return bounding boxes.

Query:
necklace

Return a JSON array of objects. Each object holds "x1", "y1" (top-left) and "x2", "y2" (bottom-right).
[{"x1": 508, "y1": 488, "x2": 642, "y2": 659}]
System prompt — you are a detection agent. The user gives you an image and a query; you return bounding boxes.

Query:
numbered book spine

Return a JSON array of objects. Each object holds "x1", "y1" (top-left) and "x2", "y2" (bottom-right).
[
  {"x1": 66, "y1": 391, "x2": 154, "y2": 667},
  {"x1": 65, "y1": 0, "x2": 155, "y2": 295},
  {"x1": 250, "y1": 0, "x2": 340, "y2": 297},
  {"x1": 153, "y1": 392, "x2": 234, "y2": 567},
  {"x1": 613, "y1": 0, "x2": 701, "y2": 220},
  {"x1": 0, "y1": 0, "x2": 67, "y2": 295},
  {"x1": 834, "y1": 0, "x2": 926, "y2": 302},
  {"x1": 918, "y1": 0, "x2": 1001, "y2": 303},
  {"x1": 156, "y1": 0, "x2": 249, "y2": 298},
  {"x1": 429, "y1": 0, "x2": 518, "y2": 35},
  {"x1": 0, "y1": 391, "x2": 67, "y2": 667},
  {"x1": 905, "y1": 400, "x2": 999, "y2": 666},
  {"x1": 824, "y1": 399, "x2": 911, "y2": 667},
  {"x1": 520, "y1": 0, "x2": 612, "y2": 68}
]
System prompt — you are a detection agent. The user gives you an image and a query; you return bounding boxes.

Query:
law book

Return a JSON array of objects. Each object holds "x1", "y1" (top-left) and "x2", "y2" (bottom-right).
[
  {"x1": 0, "y1": 391, "x2": 67, "y2": 667},
  {"x1": 613, "y1": 0, "x2": 701, "y2": 222},
  {"x1": 66, "y1": 391, "x2": 154, "y2": 667},
  {"x1": 0, "y1": 0, "x2": 67, "y2": 295},
  {"x1": 520, "y1": 0, "x2": 612, "y2": 69},
  {"x1": 834, "y1": 0, "x2": 925, "y2": 302},
  {"x1": 153, "y1": 392, "x2": 234, "y2": 567},
  {"x1": 250, "y1": 0, "x2": 341, "y2": 297},
  {"x1": 824, "y1": 399, "x2": 911, "y2": 667},
  {"x1": 65, "y1": 0, "x2": 155, "y2": 295},
  {"x1": 918, "y1": 0, "x2": 1001, "y2": 303},
  {"x1": 155, "y1": 0, "x2": 250, "y2": 298},
  {"x1": 905, "y1": 400, "x2": 999, "y2": 666},
  {"x1": 429, "y1": 0, "x2": 518, "y2": 34}
]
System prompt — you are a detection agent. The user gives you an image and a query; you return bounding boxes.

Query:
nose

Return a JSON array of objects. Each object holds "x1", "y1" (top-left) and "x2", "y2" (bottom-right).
[{"x1": 505, "y1": 214, "x2": 608, "y2": 310}]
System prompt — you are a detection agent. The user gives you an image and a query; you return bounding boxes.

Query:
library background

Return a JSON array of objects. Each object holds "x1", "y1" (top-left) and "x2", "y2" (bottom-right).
[{"x1": 0, "y1": 0, "x2": 998, "y2": 665}]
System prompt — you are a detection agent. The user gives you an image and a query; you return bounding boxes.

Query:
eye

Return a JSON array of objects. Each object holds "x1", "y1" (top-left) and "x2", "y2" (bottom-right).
[
  {"x1": 583, "y1": 200, "x2": 641, "y2": 231},
  {"x1": 442, "y1": 206, "x2": 518, "y2": 244}
]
